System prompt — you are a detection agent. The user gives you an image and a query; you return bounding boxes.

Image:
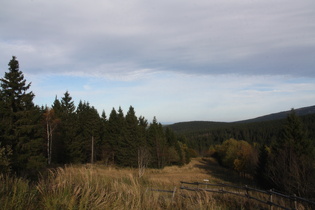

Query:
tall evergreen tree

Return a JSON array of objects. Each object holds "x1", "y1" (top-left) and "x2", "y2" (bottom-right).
[
  {"x1": 50, "y1": 97, "x2": 66, "y2": 163},
  {"x1": 107, "y1": 108, "x2": 121, "y2": 164},
  {"x1": 99, "y1": 110, "x2": 111, "y2": 164},
  {"x1": 164, "y1": 127, "x2": 182, "y2": 165},
  {"x1": 122, "y1": 106, "x2": 140, "y2": 167},
  {"x1": 61, "y1": 91, "x2": 76, "y2": 116},
  {"x1": 0, "y1": 56, "x2": 46, "y2": 175},
  {"x1": 51, "y1": 92, "x2": 77, "y2": 163},
  {"x1": 269, "y1": 109, "x2": 315, "y2": 196},
  {"x1": 74, "y1": 101, "x2": 102, "y2": 163},
  {"x1": 52, "y1": 96, "x2": 62, "y2": 115},
  {"x1": 113, "y1": 107, "x2": 127, "y2": 166},
  {"x1": 255, "y1": 144, "x2": 271, "y2": 188},
  {"x1": 147, "y1": 117, "x2": 167, "y2": 168},
  {"x1": 138, "y1": 116, "x2": 148, "y2": 148},
  {"x1": 60, "y1": 92, "x2": 77, "y2": 162}
]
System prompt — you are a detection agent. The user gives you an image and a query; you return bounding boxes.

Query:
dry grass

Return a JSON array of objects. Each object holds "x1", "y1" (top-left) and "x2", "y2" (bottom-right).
[
  {"x1": 147, "y1": 157, "x2": 253, "y2": 186},
  {"x1": 1, "y1": 158, "x2": 311, "y2": 209},
  {"x1": 34, "y1": 164, "x2": 220, "y2": 210},
  {"x1": 148, "y1": 159, "x2": 212, "y2": 185},
  {"x1": 0, "y1": 174, "x2": 37, "y2": 210}
]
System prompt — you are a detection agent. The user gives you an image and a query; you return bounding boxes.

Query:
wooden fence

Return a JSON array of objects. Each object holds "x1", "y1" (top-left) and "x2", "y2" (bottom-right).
[
  {"x1": 178, "y1": 181, "x2": 315, "y2": 210},
  {"x1": 150, "y1": 187, "x2": 177, "y2": 202}
]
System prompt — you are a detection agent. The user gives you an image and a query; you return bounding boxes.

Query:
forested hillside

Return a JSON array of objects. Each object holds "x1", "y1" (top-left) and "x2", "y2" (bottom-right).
[
  {"x1": 235, "y1": 105, "x2": 315, "y2": 123},
  {"x1": 167, "y1": 111, "x2": 315, "y2": 155},
  {"x1": 167, "y1": 110, "x2": 315, "y2": 198},
  {"x1": 0, "y1": 57, "x2": 191, "y2": 178}
]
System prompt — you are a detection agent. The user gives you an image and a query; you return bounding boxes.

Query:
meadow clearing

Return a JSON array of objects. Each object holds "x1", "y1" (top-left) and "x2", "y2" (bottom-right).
[{"x1": 0, "y1": 158, "x2": 289, "y2": 210}]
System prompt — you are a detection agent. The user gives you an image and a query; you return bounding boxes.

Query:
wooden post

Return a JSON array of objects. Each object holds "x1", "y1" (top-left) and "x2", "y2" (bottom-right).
[
  {"x1": 293, "y1": 194, "x2": 297, "y2": 210},
  {"x1": 204, "y1": 179, "x2": 209, "y2": 189},
  {"x1": 269, "y1": 189, "x2": 273, "y2": 210},
  {"x1": 245, "y1": 185, "x2": 249, "y2": 198},
  {"x1": 172, "y1": 187, "x2": 176, "y2": 202},
  {"x1": 91, "y1": 136, "x2": 94, "y2": 164},
  {"x1": 245, "y1": 185, "x2": 250, "y2": 209}
]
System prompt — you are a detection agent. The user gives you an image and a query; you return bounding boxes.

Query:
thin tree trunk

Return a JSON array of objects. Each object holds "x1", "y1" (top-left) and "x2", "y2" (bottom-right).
[
  {"x1": 47, "y1": 120, "x2": 51, "y2": 165},
  {"x1": 49, "y1": 126, "x2": 53, "y2": 165},
  {"x1": 91, "y1": 136, "x2": 94, "y2": 164}
]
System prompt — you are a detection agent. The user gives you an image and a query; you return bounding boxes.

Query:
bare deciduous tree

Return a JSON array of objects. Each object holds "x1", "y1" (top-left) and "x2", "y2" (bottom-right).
[
  {"x1": 138, "y1": 147, "x2": 150, "y2": 178},
  {"x1": 44, "y1": 108, "x2": 59, "y2": 165}
]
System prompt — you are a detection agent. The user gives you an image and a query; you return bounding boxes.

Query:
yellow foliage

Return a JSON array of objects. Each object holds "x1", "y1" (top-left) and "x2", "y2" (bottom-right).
[{"x1": 214, "y1": 139, "x2": 258, "y2": 175}]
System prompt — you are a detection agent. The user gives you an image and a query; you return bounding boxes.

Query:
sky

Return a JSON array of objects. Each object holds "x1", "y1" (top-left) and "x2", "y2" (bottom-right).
[{"x1": 1, "y1": 0, "x2": 315, "y2": 123}]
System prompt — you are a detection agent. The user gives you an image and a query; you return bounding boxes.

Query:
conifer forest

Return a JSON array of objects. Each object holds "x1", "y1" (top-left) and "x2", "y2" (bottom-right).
[{"x1": 0, "y1": 57, "x2": 191, "y2": 176}]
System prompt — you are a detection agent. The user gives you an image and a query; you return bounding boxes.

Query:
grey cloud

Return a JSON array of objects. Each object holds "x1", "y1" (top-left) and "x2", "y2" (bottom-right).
[{"x1": 1, "y1": 0, "x2": 315, "y2": 78}]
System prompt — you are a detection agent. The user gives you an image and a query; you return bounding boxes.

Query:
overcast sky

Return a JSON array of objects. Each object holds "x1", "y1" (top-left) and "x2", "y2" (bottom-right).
[{"x1": 1, "y1": 0, "x2": 315, "y2": 123}]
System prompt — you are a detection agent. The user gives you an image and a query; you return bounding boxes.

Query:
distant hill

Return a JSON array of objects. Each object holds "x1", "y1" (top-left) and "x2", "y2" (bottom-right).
[
  {"x1": 235, "y1": 105, "x2": 315, "y2": 123},
  {"x1": 166, "y1": 121, "x2": 228, "y2": 133},
  {"x1": 167, "y1": 105, "x2": 315, "y2": 133}
]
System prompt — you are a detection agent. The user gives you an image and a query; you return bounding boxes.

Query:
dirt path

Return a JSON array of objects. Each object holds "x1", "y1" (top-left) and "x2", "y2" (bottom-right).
[{"x1": 147, "y1": 157, "x2": 253, "y2": 187}]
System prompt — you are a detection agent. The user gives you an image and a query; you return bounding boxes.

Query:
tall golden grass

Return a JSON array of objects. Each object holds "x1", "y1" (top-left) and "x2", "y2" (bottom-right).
[
  {"x1": 2, "y1": 158, "x2": 304, "y2": 209},
  {"x1": 0, "y1": 174, "x2": 37, "y2": 210},
  {"x1": 0, "y1": 165, "x2": 219, "y2": 209}
]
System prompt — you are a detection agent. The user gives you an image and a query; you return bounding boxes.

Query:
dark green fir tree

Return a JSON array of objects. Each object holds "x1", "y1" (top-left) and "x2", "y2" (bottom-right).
[
  {"x1": 53, "y1": 91, "x2": 77, "y2": 163},
  {"x1": 74, "y1": 101, "x2": 102, "y2": 163},
  {"x1": 147, "y1": 117, "x2": 167, "y2": 168},
  {"x1": 269, "y1": 109, "x2": 315, "y2": 197},
  {"x1": 122, "y1": 106, "x2": 140, "y2": 167},
  {"x1": 0, "y1": 56, "x2": 46, "y2": 176}
]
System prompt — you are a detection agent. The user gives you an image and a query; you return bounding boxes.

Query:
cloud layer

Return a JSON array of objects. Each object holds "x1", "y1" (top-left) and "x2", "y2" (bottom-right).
[{"x1": 1, "y1": 0, "x2": 315, "y2": 78}]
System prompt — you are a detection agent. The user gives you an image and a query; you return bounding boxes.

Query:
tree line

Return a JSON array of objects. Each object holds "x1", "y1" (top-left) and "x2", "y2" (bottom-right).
[
  {"x1": 0, "y1": 56, "x2": 192, "y2": 178},
  {"x1": 171, "y1": 114, "x2": 315, "y2": 156}
]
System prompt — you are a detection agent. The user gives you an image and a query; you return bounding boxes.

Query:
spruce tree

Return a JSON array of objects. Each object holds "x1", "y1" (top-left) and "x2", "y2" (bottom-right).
[
  {"x1": 61, "y1": 91, "x2": 76, "y2": 116},
  {"x1": 255, "y1": 144, "x2": 271, "y2": 188},
  {"x1": 74, "y1": 101, "x2": 102, "y2": 163},
  {"x1": 51, "y1": 97, "x2": 66, "y2": 163},
  {"x1": 138, "y1": 116, "x2": 148, "y2": 148},
  {"x1": 0, "y1": 56, "x2": 46, "y2": 175},
  {"x1": 269, "y1": 109, "x2": 315, "y2": 196},
  {"x1": 51, "y1": 92, "x2": 77, "y2": 163},
  {"x1": 60, "y1": 92, "x2": 77, "y2": 163},
  {"x1": 99, "y1": 110, "x2": 111, "y2": 164},
  {"x1": 123, "y1": 106, "x2": 140, "y2": 167},
  {"x1": 165, "y1": 127, "x2": 181, "y2": 165},
  {"x1": 147, "y1": 117, "x2": 167, "y2": 168},
  {"x1": 113, "y1": 107, "x2": 127, "y2": 166},
  {"x1": 107, "y1": 108, "x2": 120, "y2": 164}
]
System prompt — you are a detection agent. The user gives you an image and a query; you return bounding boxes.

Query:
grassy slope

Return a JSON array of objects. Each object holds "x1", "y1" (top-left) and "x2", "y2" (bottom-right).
[
  {"x1": 3, "y1": 158, "x2": 311, "y2": 209},
  {"x1": 1, "y1": 158, "x2": 259, "y2": 210}
]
